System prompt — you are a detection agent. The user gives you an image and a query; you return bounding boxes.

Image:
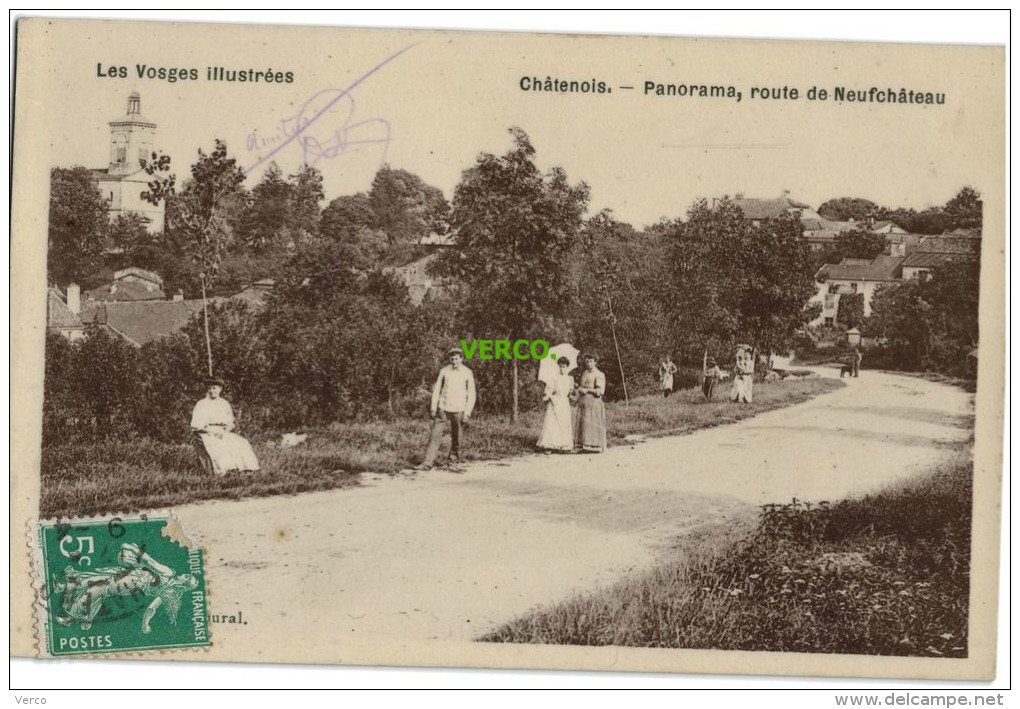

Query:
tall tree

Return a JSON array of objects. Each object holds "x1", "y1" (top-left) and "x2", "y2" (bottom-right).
[
  {"x1": 368, "y1": 166, "x2": 450, "y2": 243},
  {"x1": 817, "y1": 197, "x2": 879, "y2": 222},
  {"x1": 47, "y1": 167, "x2": 110, "y2": 286},
  {"x1": 320, "y1": 193, "x2": 375, "y2": 241},
  {"x1": 943, "y1": 186, "x2": 983, "y2": 231},
  {"x1": 433, "y1": 127, "x2": 589, "y2": 420},
  {"x1": 828, "y1": 227, "x2": 889, "y2": 261},
  {"x1": 668, "y1": 199, "x2": 817, "y2": 363},
  {"x1": 238, "y1": 162, "x2": 291, "y2": 252},
  {"x1": 288, "y1": 163, "x2": 325, "y2": 241},
  {"x1": 143, "y1": 140, "x2": 246, "y2": 375}
]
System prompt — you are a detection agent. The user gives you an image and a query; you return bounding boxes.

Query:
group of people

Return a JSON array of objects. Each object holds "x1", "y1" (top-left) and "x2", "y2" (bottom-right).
[
  {"x1": 657, "y1": 345, "x2": 756, "y2": 404},
  {"x1": 189, "y1": 342, "x2": 778, "y2": 477}
]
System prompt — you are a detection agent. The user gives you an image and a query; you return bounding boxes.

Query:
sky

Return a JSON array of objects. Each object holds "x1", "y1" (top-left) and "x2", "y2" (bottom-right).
[{"x1": 29, "y1": 11, "x2": 1005, "y2": 229}]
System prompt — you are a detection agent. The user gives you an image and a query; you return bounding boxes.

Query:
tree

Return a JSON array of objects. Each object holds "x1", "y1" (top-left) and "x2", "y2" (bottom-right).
[
  {"x1": 237, "y1": 162, "x2": 291, "y2": 252},
  {"x1": 368, "y1": 166, "x2": 450, "y2": 243},
  {"x1": 817, "y1": 197, "x2": 879, "y2": 222},
  {"x1": 943, "y1": 186, "x2": 982, "y2": 231},
  {"x1": 47, "y1": 167, "x2": 109, "y2": 286},
  {"x1": 667, "y1": 199, "x2": 817, "y2": 364},
  {"x1": 830, "y1": 227, "x2": 888, "y2": 261},
  {"x1": 836, "y1": 292, "x2": 865, "y2": 330},
  {"x1": 288, "y1": 164, "x2": 325, "y2": 241},
  {"x1": 143, "y1": 139, "x2": 246, "y2": 376},
  {"x1": 433, "y1": 127, "x2": 590, "y2": 420},
  {"x1": 107, "y1": 212, "x2": 152, "y2": 252},
  {"x1": 320, "y1": 193, "x2": 375, "y2": 241}
]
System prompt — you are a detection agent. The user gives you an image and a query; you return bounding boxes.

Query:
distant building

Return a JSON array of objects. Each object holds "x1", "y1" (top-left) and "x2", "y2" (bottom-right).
[
  {"x1": 90, "y1": 92, "x2": 165, "y2": 232},
  {"x1": 87, "y1": 267, "x2": 166, "y2": 302},
  {"x1": 811, "y1": 255, "x2": 906, "y2": 326},
  {"x1": 901, "y1": 232, "x2": 981, "y2": 280},
  {"x1": 387, "y1": 250, "x2": 451, "y2": 306},
  {"x1": 47, "y1": 286, "x2": 86, "y2": 342}
]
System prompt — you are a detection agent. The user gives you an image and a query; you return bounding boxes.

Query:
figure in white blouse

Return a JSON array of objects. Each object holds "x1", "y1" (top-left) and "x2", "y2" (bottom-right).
[{"x1": 190, "y1": 378, "x2": 260, "y2": 475}]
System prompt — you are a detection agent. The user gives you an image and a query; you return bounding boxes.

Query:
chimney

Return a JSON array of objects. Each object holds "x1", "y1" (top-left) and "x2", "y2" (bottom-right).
[
  {"x1": 734, "y1": 192, "x2": 744, "y2": 200},
  {"x1": 890, "y1": 242, "x2": 905, "y2": 257},
  {"x1": 781, "y1": 189, "x2": 791, "y2": 199},
  {"x1": 173, "y1": 290, "x2": 184, "y2": 302},
  {"x1": 67, "y1": 283, "x2": 81, "y2": 315}
]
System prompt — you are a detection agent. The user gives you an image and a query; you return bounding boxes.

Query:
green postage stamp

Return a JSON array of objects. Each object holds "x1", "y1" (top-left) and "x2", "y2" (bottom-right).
[{"x1": 34, "y1": 515, "x2": 211, "y2": 656}]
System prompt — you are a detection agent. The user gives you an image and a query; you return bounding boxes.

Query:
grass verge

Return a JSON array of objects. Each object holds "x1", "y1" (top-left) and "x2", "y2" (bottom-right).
[
  {"x1": 41, "y1": 377, "x2": 842, "y2": 518},
  {"x1": 481, "y1": 449, "x2": 972, "y2": 657}
]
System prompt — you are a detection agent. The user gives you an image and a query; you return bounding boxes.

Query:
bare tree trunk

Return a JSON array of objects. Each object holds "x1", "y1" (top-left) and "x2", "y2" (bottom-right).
[
  {"x1": 606, "y1": 292, "x2": 629, "y2": 407},
  {"x1": 201, "y1": 276, "x2": 213, "y2": 377},
  {"x1": 511, "y1": 358, "x2": 519, "y2": 423}
]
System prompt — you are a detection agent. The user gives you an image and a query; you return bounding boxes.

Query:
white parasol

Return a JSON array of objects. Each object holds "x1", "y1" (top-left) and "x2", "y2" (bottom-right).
[{"x1": 538, "y1": 343, "x2": 580, "y2": 385}]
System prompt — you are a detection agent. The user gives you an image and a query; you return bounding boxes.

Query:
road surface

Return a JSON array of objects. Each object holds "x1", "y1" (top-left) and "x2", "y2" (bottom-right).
[{"x1": 172, "y1": 369, "x2": 972, "y2": 662}]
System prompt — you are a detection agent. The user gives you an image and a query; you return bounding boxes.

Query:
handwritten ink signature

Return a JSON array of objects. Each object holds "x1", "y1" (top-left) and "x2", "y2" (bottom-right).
[{"x1": 243, "y1": 44, "x2": 417, "y2": 174}]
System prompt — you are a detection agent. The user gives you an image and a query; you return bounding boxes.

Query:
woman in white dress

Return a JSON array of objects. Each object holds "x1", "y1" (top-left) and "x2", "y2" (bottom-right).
[
  {"x1": 190, "y1": 378, "x2": 260, "y2": 475},
  {"x1": 537, "y1": 357, "x2": 575, "y2": 452}
]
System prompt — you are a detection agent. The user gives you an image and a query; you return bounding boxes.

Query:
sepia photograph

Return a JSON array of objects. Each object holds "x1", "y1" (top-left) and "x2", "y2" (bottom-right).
[{"x1": 9, "y1": 12, "x2": 1006, "y2": 689}]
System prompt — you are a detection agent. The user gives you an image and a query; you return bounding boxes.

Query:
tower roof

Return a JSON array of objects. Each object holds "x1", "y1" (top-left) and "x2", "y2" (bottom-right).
[{"x1": 109, "y1": 91, "x2": 155, "y2": 127}]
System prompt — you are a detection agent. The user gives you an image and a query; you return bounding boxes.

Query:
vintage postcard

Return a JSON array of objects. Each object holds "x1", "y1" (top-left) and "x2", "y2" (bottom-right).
[{"x1": 10, "y1": 18, "x2": 1005, "y2": 679}]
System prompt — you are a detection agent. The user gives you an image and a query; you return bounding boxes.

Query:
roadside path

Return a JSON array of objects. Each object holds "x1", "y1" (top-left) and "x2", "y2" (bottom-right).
[{"x1": 173, "y1": 369, "x2": 972, "y2": 661}]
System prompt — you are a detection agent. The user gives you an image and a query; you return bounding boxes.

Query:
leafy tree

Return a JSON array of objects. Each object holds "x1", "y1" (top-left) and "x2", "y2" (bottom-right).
[
  {"x1": 821, "y1": 227, "x2": 888, "y2": 263},
  {"x1": 667, "y1": 199, "x2": 817, "y2": 364},
  {"x1": 836, "y1": 292, "x2": 865, "y2": 330},
  {"x1": 433, "y1": 127, "x2": 589, "y2": 420},
  {"x1": 817, "y1": 197, "x2": 879, "y2": 222},
  {"x1": 368, "y1": 166, "x2": 450, "y2": 243},
  {"x1": 288, "y1": 164, "x2": 325, "y2": 241},
  {"x1": 320, "y1": 193, "x2": 375, "y2": 241},
  {"x1": 143, "y1": 139, "x2": 246, "y2": 375},
  {"x1": 108, "y1": 212, "x2": 152, "y2": 252},
  {"x1": 571, "y1": 210, "x2": 667, "y2": 400},
  {"x1": 237, "y1": 162, "x2": 291, "y2": 252},
  {"x1": 943, "y1": 186, "x2": 982, "y2": 231},
  {"x1": 48, "y1": 167, "x2": 110, "y2": 286}
]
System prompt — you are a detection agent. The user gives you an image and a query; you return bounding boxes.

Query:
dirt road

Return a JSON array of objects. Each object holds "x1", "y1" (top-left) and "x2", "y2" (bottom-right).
[{"x1": 173, "y1": 369, "x2": 972, "y2": 662}]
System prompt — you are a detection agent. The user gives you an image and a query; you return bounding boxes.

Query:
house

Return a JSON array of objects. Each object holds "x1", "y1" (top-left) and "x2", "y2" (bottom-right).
[
  {"x1": 727, "y1": 192, "x2": 868, "y2": 251},
  {"x1": 78, "y1": 298, "x2": 207, "y2": 346},
  {"x1": 901, "y1": 233, "x2": 981, "y2": 279},
  {"x1": 47, "y1": 286, "x2": 86, "y2": 341},
  {"x1": 811, "y1": 254, "x2": 906, "y2": 326},
  {"x1": 90, "y1": 92, "x2": 165, "y2": 233},
  {"x1": 87, "y1": 267, "x2": 166, "y2": 302}
]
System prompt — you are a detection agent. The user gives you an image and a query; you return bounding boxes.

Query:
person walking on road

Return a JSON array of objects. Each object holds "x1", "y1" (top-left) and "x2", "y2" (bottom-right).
[{"x1": 416, "y1": 347, "x2": 476, "y2": 470}]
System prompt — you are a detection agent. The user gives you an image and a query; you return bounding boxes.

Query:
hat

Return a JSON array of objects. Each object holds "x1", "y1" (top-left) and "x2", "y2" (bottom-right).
[
  {"x1": 204, "y1": 377, "x2": 225, "y2": 387},
  {"x1": 447, "y1": 347, "x2": 463, "y2": 357},
  {"x1": 706, "y1": 357, "x2": 717, "y2": 366}
]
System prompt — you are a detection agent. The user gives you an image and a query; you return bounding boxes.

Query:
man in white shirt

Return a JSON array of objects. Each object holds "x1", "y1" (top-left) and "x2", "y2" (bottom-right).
[{"x1": 416, "y1": 347, "x2": 477, "y2": 469}]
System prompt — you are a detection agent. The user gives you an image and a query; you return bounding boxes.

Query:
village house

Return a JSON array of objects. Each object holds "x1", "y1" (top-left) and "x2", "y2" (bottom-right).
[
  {"x1": 810, "y1": 230, "x2": 981, "y2": 327},
  {"x1": 810, "y1": 255, "x2": 906, "y2": 326},
  {"x1": 46, "y1": 271, "x2": 270, "y2": 346},
  {"x1": 90, "y1": 92, "x2": 165, "y2": 233}
]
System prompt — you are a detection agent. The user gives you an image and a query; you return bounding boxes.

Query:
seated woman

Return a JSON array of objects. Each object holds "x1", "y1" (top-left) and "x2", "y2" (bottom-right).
[{"x1": 190, "y1": 377, "x2": 260, "y2": 475}]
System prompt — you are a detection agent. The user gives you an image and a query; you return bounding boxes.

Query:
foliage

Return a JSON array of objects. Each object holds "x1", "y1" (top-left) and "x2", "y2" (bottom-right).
[
  {"x1": 368, "y1": 166, "x2": 450, "y2": 243},
  {"x1": 48, "y1": 167, "x2": 110, "y2": 287},
  {"x1": 570, "y1": 210, "x2": 670, "y2": 399},
  {"x1": 867, "y1": 245, "x2": 980, "y2": 377},
  {"x1": 433, "y1": 127, "x2": 590, "y2": 418},
  {"x1": 836, "y1": 292, "x2": 865, "y2": 330},
  {"x1": 320, "y1": 192, "x2": 375, "y2": 241},
  {"x1": 107, "y1": 212, "x2": 152, "y2": 252},
  {"x1": 830, "y1": 227, "x2": 888, "y2": 261},
  {"x1": 817, "y1": 197, "x2": 879, "y2": 222},
  {"x1": 666, "y1": 199, "x2": 817, "y2": 362},
  {"x1": 483, "y1": 452, "x2": 972, "y2": 658}
]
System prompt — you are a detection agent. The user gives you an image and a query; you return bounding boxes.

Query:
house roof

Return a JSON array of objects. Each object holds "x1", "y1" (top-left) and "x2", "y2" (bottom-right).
[
  {"x1": 730, "y1": 196, "x2": 811, "y2": 220},
  {"x1": 87, "y1": 279, "x2": 167, "y2": 302},
  {"x1": 817, "y1": 255, "x2": 905, "y2": 282},
  {"x1": 912, "y1": 235, "x2": 981, "y2": 254},
  {"x1": 80, "y1": 299, "x2": 207, "y2": 345},
  {"x1": 47, "y1": 288, "x2": 84, "y2": 330}
]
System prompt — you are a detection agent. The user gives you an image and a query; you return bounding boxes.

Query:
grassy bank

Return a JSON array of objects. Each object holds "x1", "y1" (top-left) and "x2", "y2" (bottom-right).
[
  {"x1": 482, "y1": 450, "x2": 973, "y2": 657},
  {"x1": 41, "y1": 377, "x2": 842, "y2": 518}
]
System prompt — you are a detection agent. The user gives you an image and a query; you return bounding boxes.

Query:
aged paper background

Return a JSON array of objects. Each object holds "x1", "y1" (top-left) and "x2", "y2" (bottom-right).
[{"x1": 10, "y1": 17, "x2": 1005, "y2": 679}]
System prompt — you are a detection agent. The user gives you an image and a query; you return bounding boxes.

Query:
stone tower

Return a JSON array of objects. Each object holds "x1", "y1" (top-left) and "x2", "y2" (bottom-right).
[{"x1": 108, "y1": 91, "x2": 156, "y2": 175}]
